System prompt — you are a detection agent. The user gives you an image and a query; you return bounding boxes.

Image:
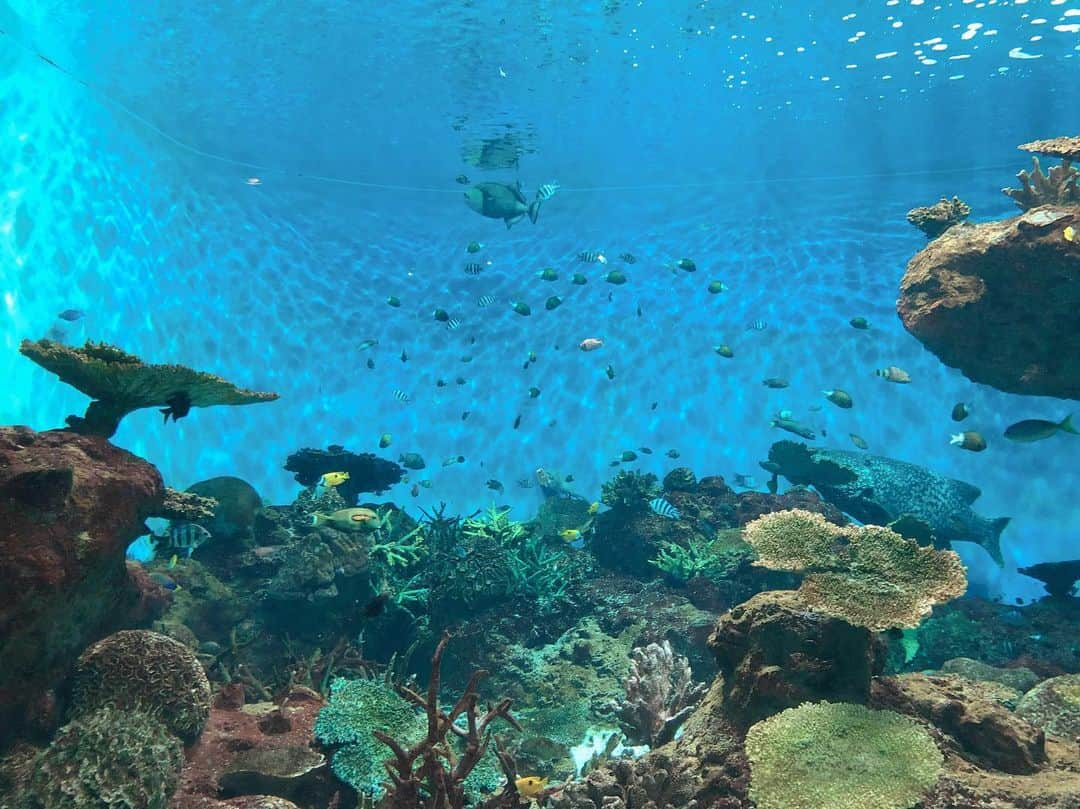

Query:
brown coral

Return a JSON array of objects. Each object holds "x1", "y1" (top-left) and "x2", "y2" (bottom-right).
[
  {"x1": 1019, "y1": 136, "x2": 1080, "y2": 162},
  {"x1": 1002, "y1": 156, "x2": 1079, "y2": 210},
  {"x1": 906, "y1": 196, "x2": 972, "y2": 238},
  {"x1": 742, "y1": 509, "x2": 967, "y2": 631},
  {"x1": 72, "y1": 629, "x2": 212, "y2": 743},
  {"x1": 609, "y1": 640, "x2": 707, "y2": 748},
  {"x1": 19, "y1": 339, "x2": 278, "y2": 437}
]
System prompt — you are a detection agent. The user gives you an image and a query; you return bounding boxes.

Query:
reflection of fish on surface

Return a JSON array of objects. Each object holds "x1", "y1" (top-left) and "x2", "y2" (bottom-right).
[{"x1": 767, "y1": 440, "x2": 1010, "y2": 565}]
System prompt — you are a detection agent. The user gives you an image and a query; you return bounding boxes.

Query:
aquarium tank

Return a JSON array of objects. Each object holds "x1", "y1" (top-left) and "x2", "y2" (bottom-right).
[{"x1": 0, "y1": 1, "x2": 1078, "y2": 807}]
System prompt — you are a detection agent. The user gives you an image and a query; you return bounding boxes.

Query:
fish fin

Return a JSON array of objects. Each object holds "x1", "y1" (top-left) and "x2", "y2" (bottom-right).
[
  {"x1": 1060, "y1": 414, "x2": 1078, "y2": 435},
  {"x1": 160, "y1": 408, "x2": 172, "y2": 423},
  {"x1": 983, "y1": 517, "x2": 1011, "y2": 567},
  {"x1": 952, "y1": 479, "x2": 982, "y2": 505},
  {"x1": 311, "y1": 514, "x2": 324, "y2": 526},
  {"x1": 528, "y1": 198, "x2": 541, "y2": 223}
]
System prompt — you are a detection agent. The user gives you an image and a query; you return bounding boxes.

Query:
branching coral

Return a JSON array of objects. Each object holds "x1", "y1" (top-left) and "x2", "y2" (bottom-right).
[
  {"x1": 609, "y1": 640, "x2": 707, "y2": 747},
  {"x1": 1002, "y1": 156, "x2": 1079, "y2": 210},
  {"x1": 744, "y1": 701, "x2": 943, "y2": 809},
  {"x1": 742, "y1": 509, "x2": 967, "y2": 631},
  {"x1": 649, "y1": 529, "x2": 753, "y2": 581},
  {"x1": 906, "y1": 196, "x2": 971, "y2": 238},
  {"x1": 601, "y1": 470, "x2": 660, "y2": 511},
  {"x1": 463, "y1": 506, "x2": 526, "y2": 547},
  {"x1": 19, "y1": 339, "x2": 278, "y2": 437}
]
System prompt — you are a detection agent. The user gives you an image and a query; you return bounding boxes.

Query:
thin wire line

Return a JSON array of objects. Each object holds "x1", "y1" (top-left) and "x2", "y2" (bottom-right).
[{"x1": 2, "y1": 26, "x2": 1019, "y2": 194}]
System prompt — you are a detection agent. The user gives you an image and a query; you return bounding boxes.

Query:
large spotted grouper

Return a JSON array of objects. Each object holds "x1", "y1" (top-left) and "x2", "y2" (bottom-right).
[{"x1": 768, "y1": 441, "x2": 1010, "y2": 565}]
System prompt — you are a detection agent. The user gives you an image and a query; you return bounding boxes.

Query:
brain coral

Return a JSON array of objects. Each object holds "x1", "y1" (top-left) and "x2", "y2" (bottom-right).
[
  {"x1": 27, "y1": 704, "x2": 184, "y2": 809},
  {"x1": 745, "y1": 701, "x2": 943, "y2": 809},
  {"x1": 72, "y1": 629, "x2": 211, "y2": 743},
  {"x1": 743, "y1": 509, "x2": 967, "y2": 631}
]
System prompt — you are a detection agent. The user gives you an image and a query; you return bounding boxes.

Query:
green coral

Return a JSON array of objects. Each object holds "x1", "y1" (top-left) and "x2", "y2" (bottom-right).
[
  {"x1": 649, "y1": 528, "x2": 753, "y2": 581},
  {"x1": 71, "y1": 629, "x2": 211, "y2": 743},
  {"x1": 600, "y1": 470, "x2": 660, "y2": 510},
  {"x1": 745, "y1": 701, "x2": 943, "y2": 809},
  {"x1": 743, "y1": 510, "x2": 967, "y2": 631},
  {"x1": 463, "y1": 505, "x2": 527, "y2": 546},
  {"x1": 315, "y1": 677, "x2": 427, "y2": 798},
  {"x1": 26, "y1": 706, "x2": 184, "y2": 809}
]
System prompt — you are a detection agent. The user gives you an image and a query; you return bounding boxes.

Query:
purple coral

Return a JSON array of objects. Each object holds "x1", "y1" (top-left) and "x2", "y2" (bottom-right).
[{"x1": 611, "y1": 640, "x2": 707, "y2": 748}]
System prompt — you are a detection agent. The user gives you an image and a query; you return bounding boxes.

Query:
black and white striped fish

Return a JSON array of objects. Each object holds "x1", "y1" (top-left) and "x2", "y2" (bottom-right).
[
  {"x1": 445, "y1": 319, "x2": 461, "y2": 331},
  {"x1": 153, "y1": 522, "x2": 211, "y2": 558},
  {"x1": 578, "y1": 250, "x2": 608, "y2": 264},
  {"x1": 464, "y1": 263, "x2": 483, "y2": 275},
  {"x1": 648, "y1": 498, "x2": 681, "y2": 520},
  {"x1": 536, "y1": 181, "x2": 560, "y2": 201},
  {"x1": 477, "y1": 295, "x2": 496, "y2": 307},
  {"x1": 746, "y1": 319, "x2": 768, "y2": 332},
  {"x1": 393, "y1": 389, "x2": 412, "y2": 403}
]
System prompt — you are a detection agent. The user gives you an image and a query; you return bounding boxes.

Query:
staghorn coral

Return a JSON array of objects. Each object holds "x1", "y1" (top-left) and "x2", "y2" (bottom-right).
[
  {"x1": 1002, "y1": 155, "x2": 1079, "y2": 210},
  {"x1": 743, "y1": 509, "x2": 967, "y2": 631},
  {"x1": 609, "y1": 640, "x2": 707, "y2": 748},
  {"x1": 649, "y1": 529, "x2": 754, "y2": 582},
  {"x1": 19, "y1": 339, "x2": 278, "y2": 437},
  {"x1": 745, "y1": 701, "x2": 943, "y2": 809},
  {"x1": 906, "y1": 196, "x2": 971, "y2": 238},
  {"x1": 26, "y1": 705, "x2": 184, "y2": 809},
  {"x1": 71, "y1": 629, "x2": 211, "y2": 743}
]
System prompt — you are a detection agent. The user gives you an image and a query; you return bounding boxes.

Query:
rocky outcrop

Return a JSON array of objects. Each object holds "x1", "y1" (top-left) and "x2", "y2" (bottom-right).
[
  {"x1": 897, "y1": 205, "x2": 1080, "y2": 399},
  {"x1": 0, "y1": 426, "x2": 164, "y2": 745}
]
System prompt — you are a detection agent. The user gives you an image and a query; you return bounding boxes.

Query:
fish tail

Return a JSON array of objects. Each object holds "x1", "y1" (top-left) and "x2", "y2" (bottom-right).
[
  {"x1": 160, "y1": 408, "x2": 171, "y2": 423},
  {"x1": 528, "y1": 197, "x2": 541, "y2": 224},
  {"x1": 986, "y1": 517, "x2": 1010, "y2": 567},
  {"x1": 1060, "y1": 414, "x2": 1078, "y2": 435},
  {"x1": 311, "y1": 513, "x2": 324, "y2": 527}
]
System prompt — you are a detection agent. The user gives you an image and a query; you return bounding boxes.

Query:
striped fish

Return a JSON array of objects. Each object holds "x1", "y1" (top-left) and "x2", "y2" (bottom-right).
[
  {"x1": 578, "y1": 250, "x2": 608, "y2": 264},
  {"x1": 536, "y1": 181, "x2": 560, "y2": 201},
  {"x1": 648, "y1": 498, "x2": 681, "y2": 520},
  {"x1": 153, "y1": 522, "x2": 211, "y2": 558},
  {"x1": 477, "y1": 295, "x2": 496, "y2": 307},
  {"x1": 445, "y1": 318, "x2": 461, "y2": 331},
  {"x1": 393, "y1": 389, "x2": 411, "y2": 403},
  {"x1": 746, "y1": 319, "x2": 768, "y2": 332},
  {"x1": 464, "y1": 263, "x2": 483, "y2": 275}
]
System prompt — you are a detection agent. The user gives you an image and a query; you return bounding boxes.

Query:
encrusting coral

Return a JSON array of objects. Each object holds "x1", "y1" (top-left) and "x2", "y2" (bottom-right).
[
  {"x1": 19, "y1": 339, "x2": 278, "y2": 437},
  {"x1": 742, "y1": 509, "x2": 967, "y2": 631},
  {"x1": 744, "y1": 701, "x2": 943, "y2": 809},
  {"x1": 906, "y1": 196, "x2": 971, "y2": 238}
]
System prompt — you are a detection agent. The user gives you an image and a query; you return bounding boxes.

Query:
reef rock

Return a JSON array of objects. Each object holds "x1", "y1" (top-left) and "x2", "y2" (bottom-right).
[
  {"x1": 897, "y1": 205, "x2": 1080, "y2": 400},
  {"x1": 1016, "y1": 674, "x2": 1080, "y2": 741},
  {"x1": 872, "y1": 673, "x2": 1047, "y2": 774},
  {"x1": 707, "y1": 589, "x2": 883, "y2": 726},
  {"x1": 0, "y1": 426, "x2": 164, "y2": 744}
]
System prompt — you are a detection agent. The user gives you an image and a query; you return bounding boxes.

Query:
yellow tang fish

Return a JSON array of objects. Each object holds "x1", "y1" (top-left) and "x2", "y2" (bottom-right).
[
  {"x1": 515, "y1": 776, "x2": 549, "y2": 798},
  {"x1": 560, "y1": 529, "x2": 582, "y2": 543},
  {"x1": 319, "y1": 471, "x2": 350, "y2": 487},
  {"x1": 587, "y1": 501, "x2": 600, "y2": 515},
  {"x1": 1065, "y1": 225, "x2": 1076, "y2": 243}
]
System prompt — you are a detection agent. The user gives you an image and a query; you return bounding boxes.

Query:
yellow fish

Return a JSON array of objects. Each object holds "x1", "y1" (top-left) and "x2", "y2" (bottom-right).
[
  {"x1": 587, "y1": 501, "x2": 599, "y2": 515},
  {"x1": 560, "y1": 529, "x2": 582, "y2": 543},
  {"x1": 168, "y1": 553, "x2": 178, "y2": 570},
  {"x1": 515, "y1": 776, "x2": 548, "y2": 798},
  {"x1": 319, "y1": 471, "x2": 350, "y2": 487},
  {"x1": 1065, "y1": 225, "x2": 1076, "y2": 242}
]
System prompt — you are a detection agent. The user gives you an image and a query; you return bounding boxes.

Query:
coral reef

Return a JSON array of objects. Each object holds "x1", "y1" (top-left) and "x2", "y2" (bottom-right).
[
  {"x1": 743, "y1": 509, "x2": 967, "y2": 630},
  {"x1": 19, "y1": 339, "x2": 278, "y2": 437},
  {"x1": 24, "y1": 705, "x2": 185, "y2": 809},
  {"x1": 599, "y1": 470, "x2": 660, "y2": 511},
  {"x1": 1003, "y1": 156, "x2": 1079, "y2": 210},
  {"x1": 71, "y1": 629, "x2": 212, "y2": 742},
  {"x1": 160, "y1": 486, "x2": 219, "y2": 521},
  {"x1": 897, "y1": 204, "x2": 1080, "y2": 400},
  {"x1": 708, "y1": 590, "x2": 883, "y2": 726},
  {"x1": 1016, "y1": 674, "x2": 1080, "y2": 740},
  {"x1": 872, "y1": 674, "x2": 1045, "y2": 774},
  {"x1": 649, "y1": 528, "x2": 754, "y2": 582},
  {"x1": 744, "y1": 701, "x2": 943, "y2": 809},
  {"x1": 0, "y1": 426, "x2": 164, "y2": 745},
  {"x1": 284, "y1": 444, "x2": 404, "y2": 504},
  {"x1": 767, "y1": 440, "x2": 1009, "y2": 564},
  {"x1": 937, "y1": 657, "x2": 1040, "y2": 694},
  {"x1": 906, "y1": 196, "x2": 971, "y2": 238},
  {"x1": 608, "y1": 640, "x2": 706, "y2": 747}
]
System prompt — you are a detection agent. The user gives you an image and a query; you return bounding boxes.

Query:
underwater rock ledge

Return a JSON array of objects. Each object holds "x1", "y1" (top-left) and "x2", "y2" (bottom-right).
[{"x1": 897, "y1": 204, "x2": 1080, "y2": 400}]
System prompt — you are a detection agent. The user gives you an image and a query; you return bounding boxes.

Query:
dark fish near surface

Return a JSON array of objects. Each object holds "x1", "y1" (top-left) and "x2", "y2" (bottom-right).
[
  {"x1": 849, "y1": 433, "x2": 869, "y2": 450},
  {"x1": 675, "y1": 258, "x2": 696, "y2": 272},
  {"x1": 762, "y1": 377, "x2": 789, "y2": 389},
  {"x1": 849, "y1": 317, "x2": 870, "y2": 330},
  {"x1": 57, "y1": 308, "x2": 84, "y2": 321},
  {"x1": 824, "y1": 389, "x2": 853, "y2": 409},
  {"x1": 466, "y1": 241, "x2": 483, "y2": 253},
  {"x1": 455, "y1": 174, "x2": 470, "y2": 185},
  {"x1": 538, "y1": 267, "x2": 559, "y2": 281},
  {"x1": 386, "y1": 296, "x2": 401, "y2": 307},
  {"x1": 511, "y1": 301, "x2": 531, "y2": 316},
  {"x1": 399, "y1": 452, "x2": 425, "y2": 470},
  {"x1": 767, "y1": 439, "x2": 1011, "y2": 565},
  {"x1": 619, "y1": 252, "x2": 637, "y2": 264},
  {"x1": 1004, "y1": 415, "x2": 1076, "y2": 443},
  {"x1": 604, "y1": 270, "x2": 627, "y2": 285},
  {"x1": 951, "y1": 403, "x2": 971, "y2": 422},
  {"x1": 463, "y1": 181, "x2": 541, "y2": 228},
  {"x1": 160, "y1": 392, "x2": 192, "y2": 424},
  {"x1": 666, "y1": 449, "x2": 680, "y2": 459},
  {"x1": 153, "y1": 522, "x2": 211, "y2": 558},
  {"x1": 486, "y1": 478, "x2": 504, "y2": 493}
]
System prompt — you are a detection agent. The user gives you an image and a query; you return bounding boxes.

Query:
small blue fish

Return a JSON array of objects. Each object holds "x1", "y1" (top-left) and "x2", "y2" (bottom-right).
[
  {"x1": 57, "y1": 309, "x2": 85, "y2": 322},
  {"x1": 648, "y1": 498, "x2": 681, "y2": 519}
]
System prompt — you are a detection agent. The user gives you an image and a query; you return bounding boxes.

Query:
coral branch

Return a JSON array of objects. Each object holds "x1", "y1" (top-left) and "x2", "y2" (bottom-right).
[{"x1": 609, "y1": 640, "x2": 707, "y2": 748}]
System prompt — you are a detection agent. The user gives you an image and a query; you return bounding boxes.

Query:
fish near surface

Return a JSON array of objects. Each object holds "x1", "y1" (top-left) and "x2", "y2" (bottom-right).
[
  {"x1": 767, "y1": 439, "x2": 1010, "y2": 565},
  {"x1": 463, "y1": 181, "x2": 540, "y2": 228}
]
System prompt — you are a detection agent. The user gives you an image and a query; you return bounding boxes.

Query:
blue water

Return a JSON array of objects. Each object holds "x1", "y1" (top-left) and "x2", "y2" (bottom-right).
[{"x1": 0, "y1": 0, "x2": 1077, "y2": 600}]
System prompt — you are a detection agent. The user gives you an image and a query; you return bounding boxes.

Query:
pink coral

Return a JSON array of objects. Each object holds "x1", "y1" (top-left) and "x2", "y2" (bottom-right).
[{"x1": 610, "y1": 640, "x2": 707, "y2": 747}]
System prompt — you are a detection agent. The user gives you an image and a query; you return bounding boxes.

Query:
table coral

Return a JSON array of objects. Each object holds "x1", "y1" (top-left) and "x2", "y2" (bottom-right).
[
  {"x1": 744, "y1": 701, "x2": 943, "y2": 809},
  {"x1": 19, "y1": 339, "x2": 278, "y2": 437},
  {"x1": 743, "y1": 509, "x2": 967, "y2": 631}
]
